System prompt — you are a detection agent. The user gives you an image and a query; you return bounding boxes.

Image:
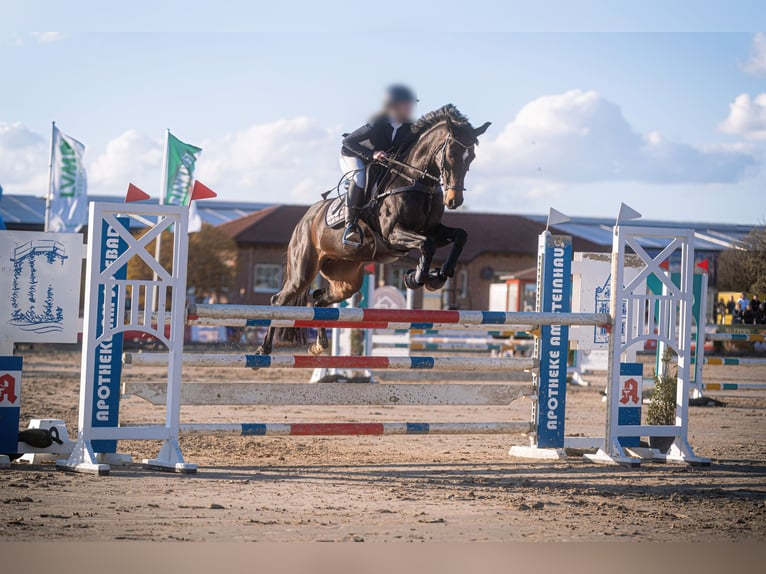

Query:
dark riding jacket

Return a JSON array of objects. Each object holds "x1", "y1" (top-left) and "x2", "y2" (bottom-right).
[{"x1": 341, "y1": 114, "x2": 414, "y2": 162}]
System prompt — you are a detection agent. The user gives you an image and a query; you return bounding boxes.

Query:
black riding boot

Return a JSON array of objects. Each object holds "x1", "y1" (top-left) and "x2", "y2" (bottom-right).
[{"x1": 342, "y1": 181, "x2": 364, "y2": 247}]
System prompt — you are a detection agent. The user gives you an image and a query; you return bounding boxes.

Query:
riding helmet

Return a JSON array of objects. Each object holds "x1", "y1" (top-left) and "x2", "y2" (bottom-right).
[{"x1": 384, "y1": 84, "x2": 418, "y2": 106}]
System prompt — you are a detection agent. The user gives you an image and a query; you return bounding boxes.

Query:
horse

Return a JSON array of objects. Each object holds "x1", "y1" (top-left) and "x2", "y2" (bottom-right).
[{"x1": 257, "y1": 104, "x2": 491, "y2": 355}]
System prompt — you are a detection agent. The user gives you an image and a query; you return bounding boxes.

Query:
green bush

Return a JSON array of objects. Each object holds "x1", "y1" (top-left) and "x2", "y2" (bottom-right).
[{"x1": 647, "y1": 350, "x2": 678, "y2": 426}]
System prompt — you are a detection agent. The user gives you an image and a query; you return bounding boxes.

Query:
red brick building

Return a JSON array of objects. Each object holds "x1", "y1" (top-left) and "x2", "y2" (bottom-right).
[{"x1": 219, "y1": 205, "x2": 606, "y2": 310}]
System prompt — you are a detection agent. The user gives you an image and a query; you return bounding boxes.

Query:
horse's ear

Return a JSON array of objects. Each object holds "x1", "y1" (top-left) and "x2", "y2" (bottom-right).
[{"x1": 473, "y1": 122, "x2": 491, "y2": 137}]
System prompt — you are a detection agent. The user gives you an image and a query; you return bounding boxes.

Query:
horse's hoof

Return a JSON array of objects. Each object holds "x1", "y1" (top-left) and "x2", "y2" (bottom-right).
[
  {"x1": 404, "y1": 269, "x2": 423, "y2": 290},
  {"x1": 308, "y1": 343, "x2": 325, "y2": 356},
  {"x1": 425, "y1": 269, "x2": 448, "y2": 292}
]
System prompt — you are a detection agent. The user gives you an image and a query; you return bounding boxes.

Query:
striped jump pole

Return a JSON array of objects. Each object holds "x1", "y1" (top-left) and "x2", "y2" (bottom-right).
[
  {"x1": 178, "y1": 421, "x2": 532, "y2": 436},
  {"x1": 123, "y1": 353, "x2": 535, "y2": 371},
  {"x1": 187, "y1": 315, "x2": 536, "y2": 333},
  {"x1": 409, "y1": 342, "x2": 505, "y2": 352},
  {"x1": 706, "y1": 333, "x2": 766, "y2": 342},
  {"x1": 187, "y1": 304, "x2": 609, "y2": 328},
  {"x1": 696, "y1": 357, "x2": 766, "y2": 366},
  {"x1": 701, "y1": 382, "x2": 766, "y2": 391},
  {"x1": 410, "y1": 336, "x2": 505, "y2": 345}
]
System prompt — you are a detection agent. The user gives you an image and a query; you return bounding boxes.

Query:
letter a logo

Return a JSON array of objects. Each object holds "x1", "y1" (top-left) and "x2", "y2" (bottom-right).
[
  {"x1": 619, "y1": 377, "x2": 640, "y2": 406},
  {"x1": 0, "y1": 373, "x2": 18, "y2": 405}
]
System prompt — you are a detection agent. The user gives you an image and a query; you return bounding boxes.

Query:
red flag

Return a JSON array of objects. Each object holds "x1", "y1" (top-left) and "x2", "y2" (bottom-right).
[
  {"x1": 364, "y1": 264, "x2": 376, "y2": 274},
  {"x1": 659, "y1": 259, "x2": 670, "y2": 270},
  {"x1": 190, "y1": 180, "x2": 217, "y2": 201},
  {"x1": 126, "y1": 183, "x2": 151, "y2": 202},
  {"x1": 696, "y1": 259, "x2": 709, "y2": 272}
]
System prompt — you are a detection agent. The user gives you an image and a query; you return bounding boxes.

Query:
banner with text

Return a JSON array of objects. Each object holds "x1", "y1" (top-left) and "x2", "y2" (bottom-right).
[{"x1": 48, "y1": 125, "x2": 88, "y2": 232}]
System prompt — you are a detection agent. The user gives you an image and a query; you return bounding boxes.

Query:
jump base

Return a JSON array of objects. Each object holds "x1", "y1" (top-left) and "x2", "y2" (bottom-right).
[
  {"x1": 508, "y1": 445, "x2": 567, "y2": 461},
  {"x1": 582, "y1": 449, "x2": 642, "y2": 468},
  {"x1": 142, "y1": 459, "x2": 198, "y2": 474},
  {"x1": 56, "y1": 461, "x2": 111, "y2": 476}
]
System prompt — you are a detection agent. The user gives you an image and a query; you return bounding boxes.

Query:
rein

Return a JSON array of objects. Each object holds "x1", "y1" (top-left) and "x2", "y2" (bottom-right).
[{"x1": 376, "y1": 132, "x2": 475, "y2": 196}]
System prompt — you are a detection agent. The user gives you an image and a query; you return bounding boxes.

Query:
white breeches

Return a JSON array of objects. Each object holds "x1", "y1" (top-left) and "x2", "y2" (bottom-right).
[{"x1": 339, "y1": 155, "x2": 366, "y2": 188}]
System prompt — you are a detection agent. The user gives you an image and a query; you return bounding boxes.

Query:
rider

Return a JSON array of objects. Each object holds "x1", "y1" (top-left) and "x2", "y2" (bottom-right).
[{"x1": 339, "y1": 84, "x2": 417, "y2": 246}]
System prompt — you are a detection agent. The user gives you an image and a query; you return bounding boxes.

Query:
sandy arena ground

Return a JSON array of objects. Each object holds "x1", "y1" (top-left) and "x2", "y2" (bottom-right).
[{"x1": 1, "y1": 348, "x2": 765, "y2": 542}]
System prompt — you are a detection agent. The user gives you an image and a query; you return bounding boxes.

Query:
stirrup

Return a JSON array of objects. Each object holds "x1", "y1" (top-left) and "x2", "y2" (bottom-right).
[{"x1": 342, "y1": 224, "x2": 362, "y2": 247}]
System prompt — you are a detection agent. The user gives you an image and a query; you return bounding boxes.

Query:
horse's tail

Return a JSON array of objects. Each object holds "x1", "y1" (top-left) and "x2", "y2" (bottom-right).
[{"x1": 274, "y1": 286, "x2": 309, "y2": 345}]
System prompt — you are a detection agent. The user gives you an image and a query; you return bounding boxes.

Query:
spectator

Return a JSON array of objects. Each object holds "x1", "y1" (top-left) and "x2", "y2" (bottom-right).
[
  {"x1": 759, "y1": 302, "x2": 766, "y2": 325},
  {"x1": 732, "y1": 303, "x2": 743, "y2": 324},
  {"x1": 726, "y1": 296, "x2": 736, "y2": 318},
  {"x1": 743, "y1": 302, "x2": 756, "y2": 324},
  {"x1": 751, "y1": 295, "x2": 761, "y2": 315},
  {"x1": 738, "y1": 292, "x2": 750, "y2": 312},
  {"x1": 716, "y1": 298, "x2": 726, "y2": 324}
]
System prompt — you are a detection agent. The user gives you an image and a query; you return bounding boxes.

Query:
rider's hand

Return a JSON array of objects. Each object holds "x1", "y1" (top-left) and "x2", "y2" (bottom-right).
[{"x1": 373, "y1": 151, "x2": 388, "y2": 161}]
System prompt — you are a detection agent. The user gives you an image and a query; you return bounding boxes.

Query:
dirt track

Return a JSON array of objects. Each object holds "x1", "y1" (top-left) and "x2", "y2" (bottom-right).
[{"x1": 1, "y1": 349, "x2": 765, "y2": 541}]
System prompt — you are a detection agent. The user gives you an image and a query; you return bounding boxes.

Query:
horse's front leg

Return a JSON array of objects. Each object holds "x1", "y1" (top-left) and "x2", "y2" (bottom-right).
[
  {"x1": 389, "y1": 225, "x2": 435, "y2": 288},
  {"x1": 434, "y1": 224, "x2": 468, "y2": 279},
  {"x1": 414, "y1": 225, "x2": 468, "y2": 292}
]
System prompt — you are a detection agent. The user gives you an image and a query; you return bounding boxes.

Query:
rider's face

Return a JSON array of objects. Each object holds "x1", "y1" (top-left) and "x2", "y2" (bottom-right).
[{"x1": 390, "y1": 101, "x2": 414, "y2": 123}]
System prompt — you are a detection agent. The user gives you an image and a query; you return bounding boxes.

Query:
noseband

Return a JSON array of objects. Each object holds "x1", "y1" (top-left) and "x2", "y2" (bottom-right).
[{"x1": 437, "y1": 134, "x2": 474, "y2": 193}]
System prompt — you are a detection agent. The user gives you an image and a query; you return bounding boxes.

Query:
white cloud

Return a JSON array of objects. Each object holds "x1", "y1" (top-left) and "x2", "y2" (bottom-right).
[
  {"x1": 719, "y1": 93, "x2": 766, "y2": 140},
  {"x1": 743, "y1": 32, "x2": 766, "y2": 76},
  {"x1": 1, "y1": 91, "x2": 760, "y2": 213},
  {"x1": 89, "y1": 130, "x2": 164, "y2": 192},
  {"x1": 31, "y1": 32, "x2": 65, "y2": 44},
  {"x1": 196, "y1": 116, "x2": 342, "y2": 203},
  {"x1": 0, "y1": 122, "x2": 49, "y2": 194},
  {"x1": 474, "y1": 90, "x2": 757, "y2": 187}
]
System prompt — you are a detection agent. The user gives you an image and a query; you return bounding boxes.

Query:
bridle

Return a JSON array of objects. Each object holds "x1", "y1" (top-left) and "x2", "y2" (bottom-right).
[
  {"x1": 436, "y1": 133, "x2": 474, "y2": 193},
  {"x1": 378, "y1": 132, "x2": 475, "y2": 194}
]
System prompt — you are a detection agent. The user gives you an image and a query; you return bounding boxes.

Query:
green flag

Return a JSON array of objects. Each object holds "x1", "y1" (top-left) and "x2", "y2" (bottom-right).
[{"x1": 164, "y1": 132, "x2": 202, "y2": 206}]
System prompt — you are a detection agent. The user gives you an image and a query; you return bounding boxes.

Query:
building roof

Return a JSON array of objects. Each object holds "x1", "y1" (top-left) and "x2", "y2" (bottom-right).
[
  {"x1": 0, "y1": 192, "x2": 754, "y2": 253},
  {"x1": 218, "y1": 204, "x2": 309, "y2": 244},
  {"x1": 219, "y1": 204, "x2": 607, "y2": 261},
  {"x1": 442, "y1": 211, "x2": 605, "y2": 259},
  {"x1": 524, "y1": 214, "x2": 751, "y2": 251}
]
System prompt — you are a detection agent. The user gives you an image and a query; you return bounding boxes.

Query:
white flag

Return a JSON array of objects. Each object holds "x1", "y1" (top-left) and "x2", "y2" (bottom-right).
[
  {"x1": 547, "y1": 207, "x2": 571, "y2": 228},
  {"x1": 188, "y1": 200, "x2": 202, "y2": 233},
  {"x1": 617, "y1": 202, "x2": 642, "y2": 224},
  {"x1": 48, "y1": 124, "x2": 88, "y2": 232}
]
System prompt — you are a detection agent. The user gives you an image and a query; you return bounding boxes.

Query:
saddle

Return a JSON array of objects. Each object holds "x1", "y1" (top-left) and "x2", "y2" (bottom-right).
[
  {"x1": 324, "y1": 192, "x2": 381, "y2": 229},
  {"x1": 325, "y1": 195, "x2": 346, "y2": 228}
]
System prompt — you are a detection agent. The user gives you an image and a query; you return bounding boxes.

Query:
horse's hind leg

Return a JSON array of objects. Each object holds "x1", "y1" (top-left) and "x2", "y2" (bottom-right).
[
  {"x1": 256, "y1": 222, "x2": 320, "y2": 356},
  {"x1": 307, "y1": 289, "x2": 330, "y2": 356},
  {"x1": 306, "y1": 261, "x2": 365, "y2": 355}
]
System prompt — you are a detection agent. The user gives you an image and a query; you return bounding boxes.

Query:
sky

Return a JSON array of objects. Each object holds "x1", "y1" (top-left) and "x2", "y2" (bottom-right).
[{"x1": 1, "y1": 2, "x2": 765, "y2": 224}]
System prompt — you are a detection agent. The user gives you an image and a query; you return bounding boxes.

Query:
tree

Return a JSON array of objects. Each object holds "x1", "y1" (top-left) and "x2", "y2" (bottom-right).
[
  {"x1": 717, "y1": 225, "x2": 766, "y2": 294},
  {"x1": 128, "y1": 224, "x2": 237, "y2": 302}
]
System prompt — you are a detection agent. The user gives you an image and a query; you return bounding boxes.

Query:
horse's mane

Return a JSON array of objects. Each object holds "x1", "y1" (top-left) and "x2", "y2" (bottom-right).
[{"x1": 411, "y1": 104, "x2": 472, "y2": 135}]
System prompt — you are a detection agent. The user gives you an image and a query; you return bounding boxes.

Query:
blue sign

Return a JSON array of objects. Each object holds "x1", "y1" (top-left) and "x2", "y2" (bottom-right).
[
  {"x1": 91, "y1": 217, "x2": 128, "y2": 453},
  {"x1": 617, "y1": 362, "x2": 643, "y2": 448},
  {"x1": 0, "y1": 356, "x2": 23, "y2": 453},
  {"x1": 536, "y1": 234, "x2": 572, "y2": 448}
]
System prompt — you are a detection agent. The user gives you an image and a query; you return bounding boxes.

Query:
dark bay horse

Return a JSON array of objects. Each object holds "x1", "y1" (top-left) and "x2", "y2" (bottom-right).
[{"x1": 257, "y1": 104, "x2": 490, "y2": 355}]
